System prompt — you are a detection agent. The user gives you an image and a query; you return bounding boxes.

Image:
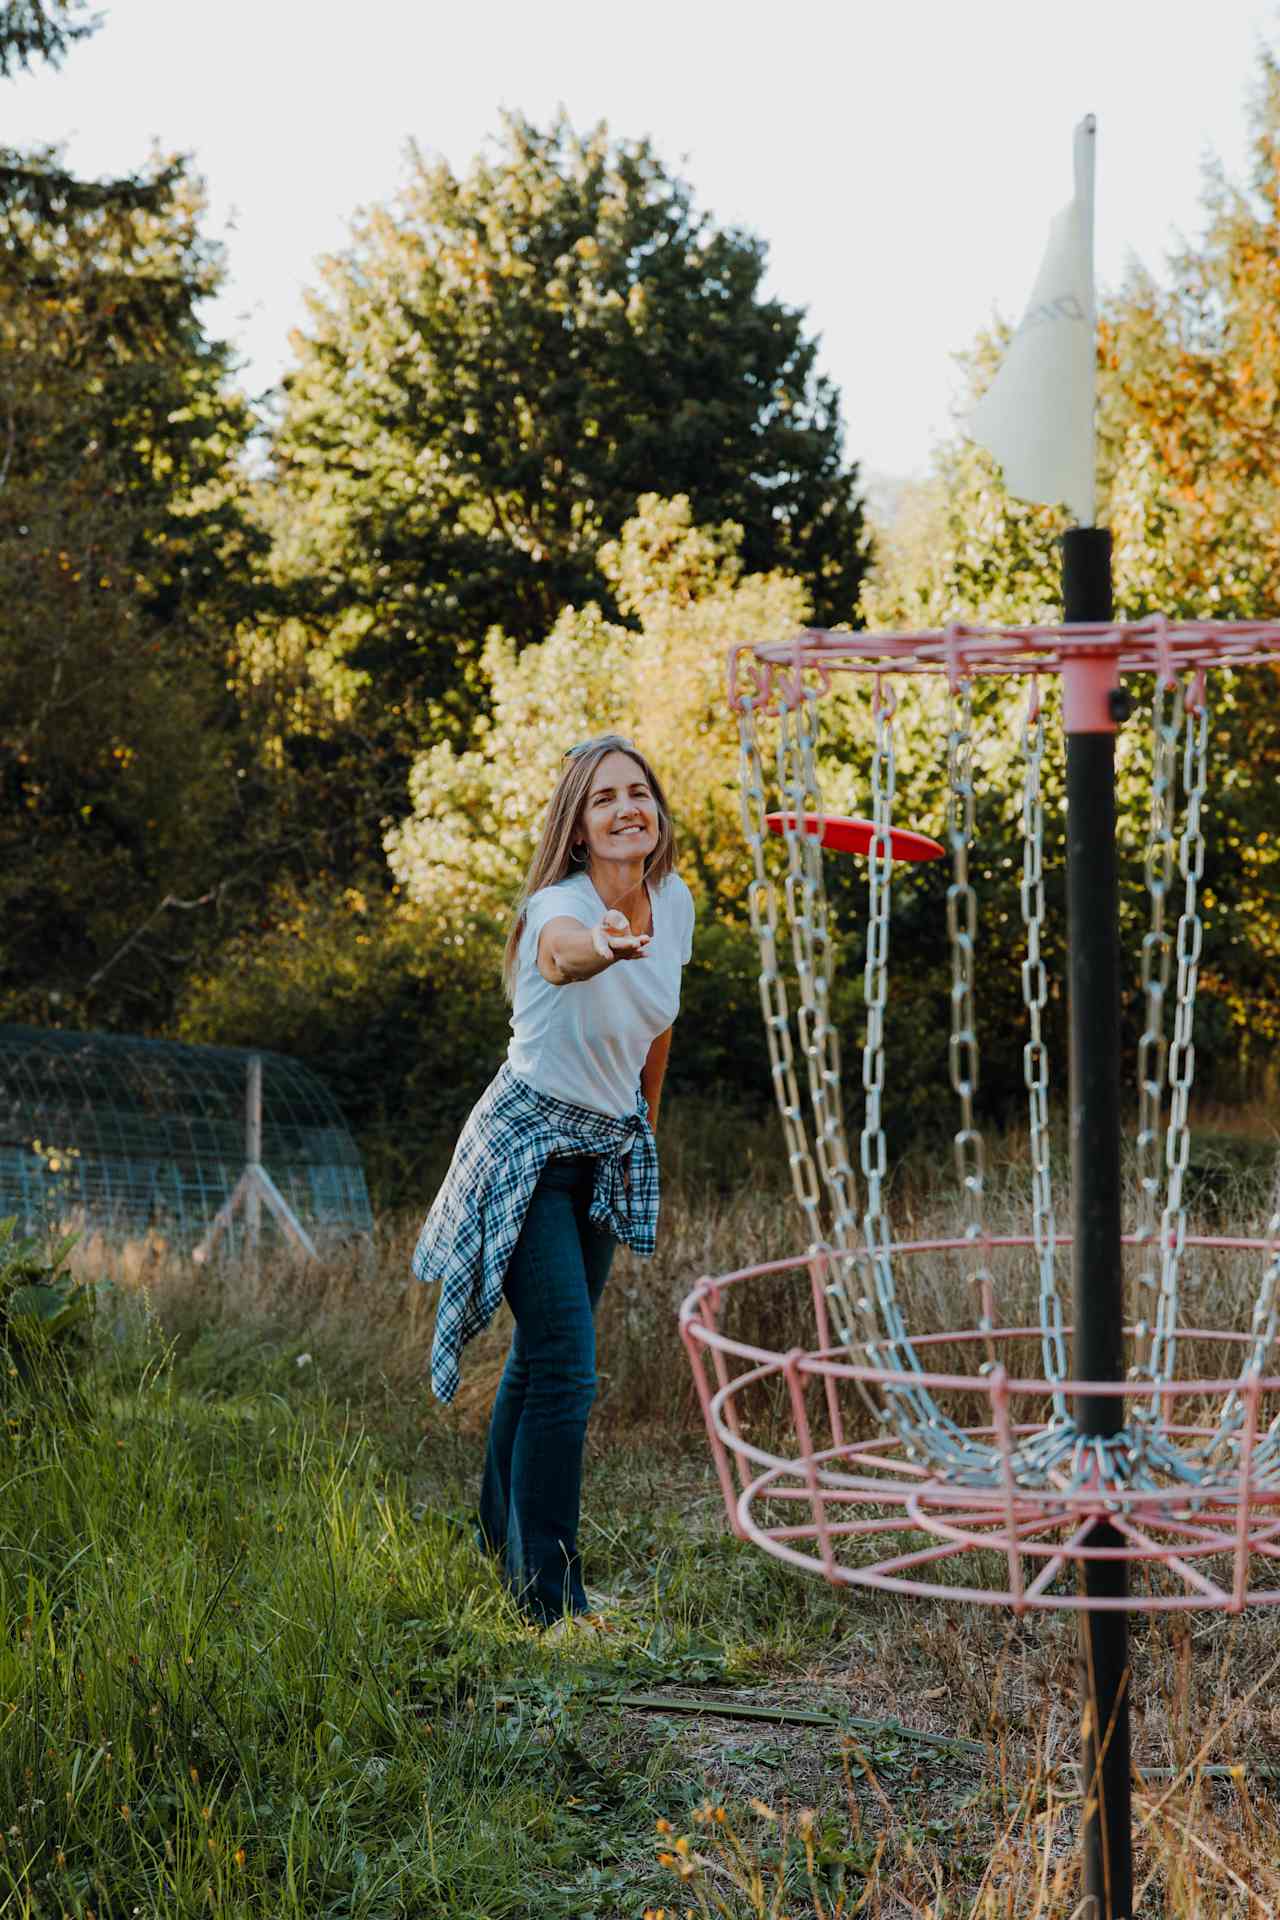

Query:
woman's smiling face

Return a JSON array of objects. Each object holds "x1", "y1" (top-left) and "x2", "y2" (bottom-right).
[{"x1": 578, "y1": 749, "x2": 659, "y2": 871}]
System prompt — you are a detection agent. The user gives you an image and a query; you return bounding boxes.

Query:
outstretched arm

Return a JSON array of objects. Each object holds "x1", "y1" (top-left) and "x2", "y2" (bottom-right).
[
  {"x1": 640, "y1": 1026, "x2": 673, "y2": 1132},
  {"x1": 537, "y1": 914, "x2": 650, "y2": 984}
]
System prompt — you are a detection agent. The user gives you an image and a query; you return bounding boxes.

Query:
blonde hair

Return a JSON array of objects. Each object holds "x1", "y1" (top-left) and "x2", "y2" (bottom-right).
[{"x1": 501, "y1": 738, "x2": 677, "y2": 999}]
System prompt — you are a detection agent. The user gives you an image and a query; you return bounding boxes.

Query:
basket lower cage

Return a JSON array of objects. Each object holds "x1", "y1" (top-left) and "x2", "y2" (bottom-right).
[{"x1": 681, "y1": 1236, "x2": 1280, "y2": 1613}]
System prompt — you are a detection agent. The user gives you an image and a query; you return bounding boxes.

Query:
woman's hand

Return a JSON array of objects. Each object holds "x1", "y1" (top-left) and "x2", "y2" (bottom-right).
[
  {"x1": 591, "y1": 908, "x2": 651, "y2": 963},
  {"x1": 538, "y1": 910, "x2": 649, "y2": 984}
]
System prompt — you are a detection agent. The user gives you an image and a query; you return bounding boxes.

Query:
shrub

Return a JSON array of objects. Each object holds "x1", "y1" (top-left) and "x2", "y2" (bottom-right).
[{"x1": 0, "y1": 1216, "x2": 94, "y2": 1389}]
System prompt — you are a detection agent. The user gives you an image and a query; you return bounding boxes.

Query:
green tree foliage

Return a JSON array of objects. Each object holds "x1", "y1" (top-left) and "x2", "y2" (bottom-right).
[
  {"x1": 0, "y1": 141, "x2": 263, "y2": 1027},
  {"x1": 385, "y1": 494, "x2": 810, "y2": 923},
  {"x1": 269, "y1": 113, "x2": 866, "y2": 748},
  {"x1": 181, "y1": 499, "x2": 820, "y2": 1187}
]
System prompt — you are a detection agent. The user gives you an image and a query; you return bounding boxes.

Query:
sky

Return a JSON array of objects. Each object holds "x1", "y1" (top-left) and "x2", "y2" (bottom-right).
[{"x1": 5, "y1": 0, "x2": 1277, "y2": 491}]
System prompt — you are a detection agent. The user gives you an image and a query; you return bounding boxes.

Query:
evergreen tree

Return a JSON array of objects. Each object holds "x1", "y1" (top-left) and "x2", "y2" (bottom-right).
[
  {"x1": 0, "y1": 14, "x2": 265, "y2": 1029},
  {"x1": 0, "y1": 0, "x2": 97, "y2": 79}
]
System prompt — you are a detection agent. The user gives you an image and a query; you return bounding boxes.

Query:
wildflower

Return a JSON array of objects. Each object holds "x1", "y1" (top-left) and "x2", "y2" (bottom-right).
[
  {"x1": 654, "y1": 1818, "x2": 673, "y2": 1834},
  {"x1": 749, "y1": 1797, "x2": 778, "y2": 1821},
  {"x1": 295, "y1": 1352, "x2": 313, "y2": 1369},
  {"x1": 234, "y1": 1848, "x2": 246, "y2": 1868},
  {"x1": 119, "y1": 1804, "x2": 131, "y2": 1822}
]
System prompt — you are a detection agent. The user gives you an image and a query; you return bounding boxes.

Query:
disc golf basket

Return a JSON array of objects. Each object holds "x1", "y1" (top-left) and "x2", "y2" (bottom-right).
[{"x1": 679, "y1": 586, "x2": 1280, "y2": 1912}]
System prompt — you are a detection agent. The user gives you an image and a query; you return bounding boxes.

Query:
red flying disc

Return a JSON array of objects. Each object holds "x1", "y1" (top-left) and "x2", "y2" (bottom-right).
[{"x1": 765, "y1": 812, "x2": 945, "y2": 863}]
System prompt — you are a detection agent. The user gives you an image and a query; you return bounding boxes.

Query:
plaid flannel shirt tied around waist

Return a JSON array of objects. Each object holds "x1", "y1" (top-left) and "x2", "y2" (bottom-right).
[{"x1": 412, "y1": 1062, "x2": 659, "y2": 1404}]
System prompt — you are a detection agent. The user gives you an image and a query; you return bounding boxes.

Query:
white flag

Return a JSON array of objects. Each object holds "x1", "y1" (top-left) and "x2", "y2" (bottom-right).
[{"x1": 968, "y1": 116, "x2": 1096, "y2": 526}]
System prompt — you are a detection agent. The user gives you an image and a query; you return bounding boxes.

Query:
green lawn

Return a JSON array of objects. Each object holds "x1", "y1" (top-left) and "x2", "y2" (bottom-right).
[{"x1": 2, "y1": 1319, "x2": 886, "y2": 1919}]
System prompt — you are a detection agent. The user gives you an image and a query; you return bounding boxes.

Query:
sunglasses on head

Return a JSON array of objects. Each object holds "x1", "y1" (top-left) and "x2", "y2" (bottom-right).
[{"x1": 562, "y1": 734, "x2": 637, "y2": 762}]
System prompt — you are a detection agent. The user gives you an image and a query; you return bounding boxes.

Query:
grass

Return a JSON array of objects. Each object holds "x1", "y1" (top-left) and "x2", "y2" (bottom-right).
[{"x1": 5, "y1": 1097, "x2": 1280, "y2": 1916}]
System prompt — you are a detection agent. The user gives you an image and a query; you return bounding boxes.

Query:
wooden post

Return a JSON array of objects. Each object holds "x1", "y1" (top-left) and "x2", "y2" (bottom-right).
[
  {"x1": 191, "y1": 1054, "x2": 319, "y2": 1268},
  {"x1": 245, "y1": 1055, "x2": 262, "y2": 1280}
]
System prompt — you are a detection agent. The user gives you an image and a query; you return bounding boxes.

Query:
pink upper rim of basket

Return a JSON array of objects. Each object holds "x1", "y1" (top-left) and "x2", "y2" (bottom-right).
[{"x1": 727, "y1": 618, "x2": 1280, "y2": 711}]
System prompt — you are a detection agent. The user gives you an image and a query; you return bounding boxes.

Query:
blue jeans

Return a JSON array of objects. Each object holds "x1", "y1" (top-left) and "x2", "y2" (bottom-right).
[{"x1": 477, "y1": 1156, "x2": 616, "y2": 1625}]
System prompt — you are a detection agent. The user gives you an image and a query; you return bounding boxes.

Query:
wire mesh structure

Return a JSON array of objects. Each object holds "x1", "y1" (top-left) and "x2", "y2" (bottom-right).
[
  {"x1": 0, "y1": 1025, "x2": 372, "y2": 1248},
  {"x1": 680, "y1": 616, "x2": 1280, "y2": 1613}
]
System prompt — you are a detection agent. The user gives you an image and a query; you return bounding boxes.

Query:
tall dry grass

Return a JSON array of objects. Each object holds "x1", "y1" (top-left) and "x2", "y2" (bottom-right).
[{"x1": 65, "y1": 1095, "x2": 1280, "y2": 1445}]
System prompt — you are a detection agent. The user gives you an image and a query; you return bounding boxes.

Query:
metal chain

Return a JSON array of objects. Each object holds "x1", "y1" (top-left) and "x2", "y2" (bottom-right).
[
  {"x1": 1019, "y1": 679, "x2": 1068, "y2": 1424},
  {"x1": 947, "y1": 680, "x2": 994, "y2": 1351},
  {"x1": 1129, "y1": 675, "x2": 1183, "y2": 1448},
  {"x1": 736, "y1": 694, "x2": 824, "y2": 1248},
  {"x1": 1144, "y1": 686, "x2": 1209, "y2": 1403},
  {"x1": 859, "y1": 677, "x2": 895, "y2": 1358},
  {"x1": 775, "y1": 694, "x2": 863, "y2": 1303},
  {"x1": 858, "y1": 677, "x2": 961, "y2": 1448}
]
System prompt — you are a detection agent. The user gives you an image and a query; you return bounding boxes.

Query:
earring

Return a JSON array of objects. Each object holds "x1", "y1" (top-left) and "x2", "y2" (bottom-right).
[{"x1": 571, "y1": 842, "x2": 587, "y2": 865}]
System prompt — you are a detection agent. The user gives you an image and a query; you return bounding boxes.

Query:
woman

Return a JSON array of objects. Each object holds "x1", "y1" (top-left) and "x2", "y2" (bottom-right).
[{"x1": 413, "y1": 735, "x2": 694, "y2": 1628}]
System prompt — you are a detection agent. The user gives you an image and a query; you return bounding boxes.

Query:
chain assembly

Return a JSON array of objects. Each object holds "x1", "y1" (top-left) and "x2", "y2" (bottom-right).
[
  {"x1": 775, "y1": 693, "x2": 862, "y2": 1290},
  {"x1": 1131, "y1": 677, "x2": 1209, "y2": 1464},
  {"x1": 857, "y1": 677, "x2": 952, "y2": 1444},
  {"x1": 736, "y1": 691, "x2": 824, "y2": 1248},
  {"x1": 1156, "y1": 683, "x2": 1209, "y2": 1387},
  {"x1": 858, "y1": 676, "x2": 897, "y2": 1356},
  {"x1": 946, "y1": 680, "x2": 995, "y2": 1354},
  {"x1": 1132, "y1": 675, "x2": 1182, "y2": 1380},
  {"x1": 728, "y1": 628, "x2": 1280, "y2": 1502},
  {"x1": 1019, "y1": 679, "x2": 1069, "y2": 1430},
  {"x1": 1134, "y1": 682, "x2": 1181, "y2": 1234}
]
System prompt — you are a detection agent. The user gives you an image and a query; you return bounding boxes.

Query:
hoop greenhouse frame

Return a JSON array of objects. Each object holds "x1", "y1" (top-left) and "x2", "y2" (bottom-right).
[{"x1": 0, "y1": 1025, "x2": 373, "y2": 1250}]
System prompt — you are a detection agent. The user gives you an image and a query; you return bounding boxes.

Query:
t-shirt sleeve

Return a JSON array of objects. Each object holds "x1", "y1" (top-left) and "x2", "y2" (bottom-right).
[
  {"x1": 519, "y1": 887, "x2": 594, "y2": 968},
  {"x1": 679, "y1": 880, "x2": 695, "y2": 966}
]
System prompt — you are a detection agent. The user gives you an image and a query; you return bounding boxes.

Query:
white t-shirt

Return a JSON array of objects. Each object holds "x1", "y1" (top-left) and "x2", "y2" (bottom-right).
[{"x1": 507, "y1": 870, "x2": 695, "y2": 1118}]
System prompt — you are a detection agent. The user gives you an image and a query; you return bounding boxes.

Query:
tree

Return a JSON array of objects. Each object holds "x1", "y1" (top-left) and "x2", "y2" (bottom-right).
[
  {"x1": 383, "y1": 493, "x2": 809, "y2": 924},
  {"x1": 0, "y1": 130, "x2": 265, "y2": 1028},
  {"x1": 270, "y1": 113, "x2": 866, "y2": 747},
  {"x1": 181, "y1": 498, "x2": 817, "y2": 1188},
  {"x1": 0, "y1": 4, "x2": 155, "y2": 220},
  {"x1": 0, "y1": 0, "x2": 97, "y2": 79}
]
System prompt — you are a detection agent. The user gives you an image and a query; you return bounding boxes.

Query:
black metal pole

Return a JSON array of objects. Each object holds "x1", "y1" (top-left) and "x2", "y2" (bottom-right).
[{"x1": 1062, "y1": 525, "x2": 1132, "y2": 1920}]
